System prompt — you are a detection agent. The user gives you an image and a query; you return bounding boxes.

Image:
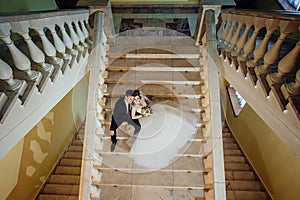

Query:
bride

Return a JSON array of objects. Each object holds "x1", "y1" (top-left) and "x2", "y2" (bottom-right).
[{"x1": 129, "y1": 90, "x2": 198, "y2": 170}]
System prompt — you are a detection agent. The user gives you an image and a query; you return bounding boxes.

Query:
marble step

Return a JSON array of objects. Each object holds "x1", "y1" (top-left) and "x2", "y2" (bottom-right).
[
  {"x1": 108, "y1": 53, "x2": 200, "y2": 59},
  {"x1": 105, "y1": 83, "x2": 203, "y2": 98},
  {"x1": 104, "y1": 96, "x2": 202, "y2": 112},
  {"x1": 226, "y1": 180, "x2": 263, "y2": 191},
  {"x1": 63, "y1": 152, "x2": 82, "y2": 159},
  {"x1": 225, "y1": 171, "x2": 256, "y2": 181},
  {"x1": 109, "y1": 57, "x2": 201, "y2": 68},
  {"x1": 98, "y1": 170, "x2": 205, "y2": 189},
  {"x1": 59, "y1": 158, "x2": 82, "y2": 167},
  {"x1": 103, "y1": 110, "x2": 202, "y2": 126},
  {"x1": 107, "y1": 66, "x2": 201, "y2": 72},
  {"x1": 224, "y1": 163, "x2": 251, "y2": 171},
  {"x1": 37, "y1": 194, "x2": 78, "y2": 200},
  {"x1": 222, "y1": 137, "x2": 237, "y2": 144},
  {"x1": 223, "y1": 149, "x2": 243, "y2": 156},
  {"x1": 68, "y1": 145, "x2": 83, "y2": 152},
  {"x1": 71, "y1": 139, "x2": 83, "y2": 146},
  {"x1": 55, "y1": 166, "x2": 81, "y2": 175},
  {"x1": 99, "y1": 185, "x2": 204, "y2": 200},
  {"x1": 49, "y1": 175, "x2": 80, "y2": 185},
  {"x1": 42, "y1": 184, "x2": 79, "y2": 195},
  {"x1": 75, "y1": 134, "x2": 84, "y2": 140},
  {"x1": 226, "y1": 190, "x2": 268, "y2": 200},
  {"x1": 106, "y1": 71, "x2": 201, "y2": 84},
  {"x1": 224, "y1": 155, "x2": 246, "y2": 163},
  {"x1": 223, "y1": 143, "x2": 239, "y2": 150}
]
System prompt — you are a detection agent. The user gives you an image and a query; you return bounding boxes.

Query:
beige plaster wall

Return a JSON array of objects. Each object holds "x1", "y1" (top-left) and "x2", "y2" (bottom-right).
[
  {"x1": 224, "y1": 84, "x2": 300, "y2": 200},
  {"x1": 1, "y1": 77, "x2": 88, "y2": 200},
  {"x1": 111, "y1": 0, "x2": 198, "y2": 4},
  {"x1": 0, "y1": 139, "x2": 24, "y2": 200}
]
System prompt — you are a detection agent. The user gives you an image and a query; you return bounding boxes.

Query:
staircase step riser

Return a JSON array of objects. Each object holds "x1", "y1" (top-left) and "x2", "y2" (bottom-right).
[{"x1": 43, "y1": 185, "x2": 79, "y2": 195}]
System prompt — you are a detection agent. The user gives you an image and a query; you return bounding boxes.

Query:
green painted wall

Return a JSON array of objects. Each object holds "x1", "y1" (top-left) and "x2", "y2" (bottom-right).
[
  {"x1": 1, "y1": 77, "x2": 88, "y2": 200},
  {"x1": 223, "y1": 83, "x2": 300, "y2": 200},
  {"x1": 0, "y1": 0, "x2": 57, "y2": 12},
  {"x1": 111, "y1": 0, "x2": 198, "y2": 4}
]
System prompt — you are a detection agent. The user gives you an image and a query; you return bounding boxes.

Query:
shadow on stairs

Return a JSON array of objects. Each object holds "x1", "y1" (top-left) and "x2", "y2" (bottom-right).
[
  {"x1": 222, "y1": 126, "x2": 271, "y2": 200},
  {"x1": 36, "y1": 124, "x2": 85, "y2": 200}
]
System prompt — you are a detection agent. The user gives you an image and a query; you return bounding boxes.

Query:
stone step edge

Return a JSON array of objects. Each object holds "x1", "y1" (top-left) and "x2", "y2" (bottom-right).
[
  {"x1": 107, "y1": 66, "x2": 201, "y2": 72},
  {"x1": 105, "y1": 80, "x2": 202, "y2": 85},
  {"x1": 96, "y1": 183, "x2": 205, "y2": 190},
  {"x1": 104, "y1": 93, "x2": 203, "y2": 99},
  {"x1": 108, "y1": 53, "x2": 200, "y2": 59},
  {"x1": 96, "y1": 168, "x2": 207, "y2": 173}
]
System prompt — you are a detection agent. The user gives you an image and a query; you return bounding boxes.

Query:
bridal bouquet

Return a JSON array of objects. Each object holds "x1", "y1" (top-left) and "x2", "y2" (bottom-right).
[{"x1": 141, "y1": 106, "x2": 152, "y2": 117}]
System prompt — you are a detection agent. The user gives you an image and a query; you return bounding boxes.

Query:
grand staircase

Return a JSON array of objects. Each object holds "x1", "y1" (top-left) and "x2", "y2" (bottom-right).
[
  {"x1": 222, "y1": 127, "x2": 270, "y2": 200},
  {"x1": 36, "y1": 126, "x2": 85, "y2": 200},
  {"x1": 36, "y1": 36, "x2": 270, "y2": 199}
]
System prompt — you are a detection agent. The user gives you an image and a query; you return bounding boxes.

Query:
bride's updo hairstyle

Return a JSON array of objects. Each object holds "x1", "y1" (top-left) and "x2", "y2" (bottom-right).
[{"x1": 132, "y1": 90, "x2": 141, "y2": 98}]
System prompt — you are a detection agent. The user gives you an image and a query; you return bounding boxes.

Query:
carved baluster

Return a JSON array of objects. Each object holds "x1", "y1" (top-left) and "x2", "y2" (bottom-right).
[
  {"x1": 281, "y1": 69, "x2": 300, "y2": 120},
  {"x1": 246, "y1": 19, "x2": 280, "y2": 85},
  {"x1": 222, "y1": 15, "x2": 237, "y2": 51},
  {"x1": 57, "y1": 16, "x2": 78, "y2": 68},
  {"x1": 220, "y1": 15, "x2": 234, "y2": 59},
  {"x1": 269, "y1": 40, "x2": 300, "y2": 85},
  {"x1": 85, "y1": 18, "x2": 93, "y2": 41},
  {"x1": 0, "y1": 92, "x2": 8, "y2": 112},
  {"x1": 30, "y1": 19, "x2": 64, "y2": 82},
  {"x1": 238, "y1": 17, "x2": 266, "y2": 76},
  {"x1": 10, "y1": 21, "x2": 54, "y2": 92},
  {"x1": 285, "y1": 69, "x2": 300, "y2": 96},
  {"x1": 65, "y1": 16, "x2": 84, "y2": 62},
  {"x1": 46, "y1": 17, "x2": 72, "y2": 74},
  {"x1": 231, "y1": 16, "x2": 253, "y2": 70},
  {"x1": 72, "y1": 15, "x2": 89, "y2": 57},
  {"x1": 0, "y1": 59, "x2": 27, "y2": 122},
  {"x1": 217, "y1": 13, "x2": 227, "y2": 50},
  {"x1": 0, "y1": 58, "x2": 27, "y2": 94},
  {"x1": 255, "y1": 20, "x2": 299, "y2": 96},
  {"x1": 79, "y1": 14, "x2": 93, "y2": 50},
  {"x1": 266, "y1": 34, "x2": 300, "y2": 110},
  {"x1": 0, "y1": 23, "x2": 42, "y2": 105},
  {"x1": 100, "y1": 31, "x2": 109, "y2": 68},
  {"x1": 226, "y1": 15, "x2": 244, "y2": 64}
]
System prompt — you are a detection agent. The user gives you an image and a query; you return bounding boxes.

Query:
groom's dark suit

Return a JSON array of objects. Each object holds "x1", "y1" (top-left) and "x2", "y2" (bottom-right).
[{"x1": 110, "y1": 96, "x2": 141, "y2": 144}]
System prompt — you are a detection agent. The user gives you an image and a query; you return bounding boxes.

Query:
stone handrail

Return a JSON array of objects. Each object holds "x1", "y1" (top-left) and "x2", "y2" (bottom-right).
[
  {"x1": 201, "y1": 9, "x2": 226, "y2": 200},
  {"x1": 79, "y1": 11, "x2": 109, "y2": 200},
  {"x1": 0, "y1": 9, "x2": 91, "y2": 159},
  {"x1": 217, "y1": 9, "x2": 300, "y2": 158}
]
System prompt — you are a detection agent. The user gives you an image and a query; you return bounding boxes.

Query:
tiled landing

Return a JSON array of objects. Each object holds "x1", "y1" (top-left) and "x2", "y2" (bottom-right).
[{"x1": 112, "y1": 5, "x2": 199, "y2": 37}]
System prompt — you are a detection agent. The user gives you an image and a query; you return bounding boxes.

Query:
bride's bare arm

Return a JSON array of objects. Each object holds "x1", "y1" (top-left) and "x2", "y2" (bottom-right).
[{"x1": 131, "y1": 106, "x2": 143, "y2": 119}]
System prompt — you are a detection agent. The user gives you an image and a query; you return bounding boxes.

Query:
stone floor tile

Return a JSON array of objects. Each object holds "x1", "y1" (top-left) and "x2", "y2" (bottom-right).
[
  {"x1": 173, "y1": 188, "x2": 204, "y2": 200},
  {"x1": 132, "y1": 170, "x2": 173, "y2": 186},
  {"x1": 100, "y1": 153, "x2": 133, "y2": 170},
  {"x1": 100, "y1": 169, "x2": 132, "y2": 185},
  {"x1": 131, "y1": 187, "x2": 173, "y2": 200},
  {"x1": 173, "y1": 171, "x2": 204, "y2": 187},
  {"x1": 172, "y1": 156, "x2": 204, "y2": 171},
  {"x1": 100, "y1": 185, "x2": 132, "y2": 200}
]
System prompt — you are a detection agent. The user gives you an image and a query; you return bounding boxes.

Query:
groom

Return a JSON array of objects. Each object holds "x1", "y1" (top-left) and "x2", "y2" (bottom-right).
[{"x1": 109, "y1": 89, "x2": 141, "y2": 151}]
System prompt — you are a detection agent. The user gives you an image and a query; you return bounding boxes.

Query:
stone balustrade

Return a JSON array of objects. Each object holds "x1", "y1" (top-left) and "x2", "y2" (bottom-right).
[
  {"x1": 79, "y1": 11, "x2": 108, "y2": 200},
  {"x1": 216, "y1": 9, "x2": 300, "y2": 159},
  {"x1": 218, "y1": 10, "x2": 300, "y2": 121},
  {"x1": 0, "y1": 9, "x2": 91, "y2": 159},
  {"x1": 201, "y1": 9, "x2": 226, "y2": 200}
]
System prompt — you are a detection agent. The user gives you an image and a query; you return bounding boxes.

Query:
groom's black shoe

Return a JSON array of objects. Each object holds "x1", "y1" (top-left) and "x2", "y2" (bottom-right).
[
  {"x1": 110, "y1": 140, "x2": 117, "y2": 152},
  {"x1": 110, "y1": 143, "x2": 116, "y2": 152}
]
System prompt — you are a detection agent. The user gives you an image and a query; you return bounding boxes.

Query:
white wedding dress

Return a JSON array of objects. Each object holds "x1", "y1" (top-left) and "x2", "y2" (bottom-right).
[{"x1": 129, "y1": 103, "x2": 198, "y2": 170}]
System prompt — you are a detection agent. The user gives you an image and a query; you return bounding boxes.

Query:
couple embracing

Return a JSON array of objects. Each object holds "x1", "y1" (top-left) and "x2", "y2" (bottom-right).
[{"x1": 109, "y1": 89, "x2": 198, "y2": 170}]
